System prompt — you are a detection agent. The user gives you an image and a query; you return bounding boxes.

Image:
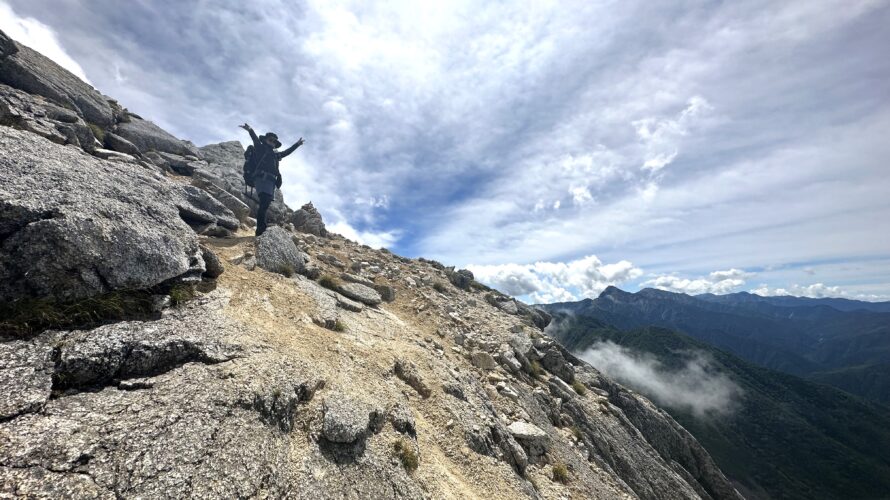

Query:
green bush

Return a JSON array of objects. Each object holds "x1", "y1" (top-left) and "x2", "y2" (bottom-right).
[
  {"x1": 432, "y1": 282, "x2": 448, "y2": 293},
  {"x1": 529, "y1": 360, "x2": 545, "y2": 379},
  {"x1": 0, "y1": 290, "x2": 155, "y2": 337},
  {"x1": 168, "y1": 284, "x2": 196, "y2": 306},
  {"x1": 318, "y1": 274, "x2": 342, "y2": 291},
  {"x1": 571, "y1": 380, "x2": 587, "y2": 396},
  {"x1": 552, "y1": 462, "x2": 570, "y2": 484},
  {"x1": 87, "y1": 122, "x2": 105, "y2": 142},
  {"x1": 277, "y1": 263, "x2": 295, "y2": 277},
  {"x1": 332, "y1": 319, "x2": 346, "y2": 332},
  {"x1": 393, "y1": 439, "x2": 418, "y2": 472}
]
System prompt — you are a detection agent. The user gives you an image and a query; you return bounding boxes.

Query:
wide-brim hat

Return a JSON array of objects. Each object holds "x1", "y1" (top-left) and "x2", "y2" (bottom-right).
[{"x1": 262, "y1": 132, "x2": 282, "y2": 148}]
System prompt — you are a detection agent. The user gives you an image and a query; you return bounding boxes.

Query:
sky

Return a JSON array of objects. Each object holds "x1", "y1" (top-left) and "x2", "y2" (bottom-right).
[{"x1": 2, "y1": 0, "x2": 888, "y2": 303}]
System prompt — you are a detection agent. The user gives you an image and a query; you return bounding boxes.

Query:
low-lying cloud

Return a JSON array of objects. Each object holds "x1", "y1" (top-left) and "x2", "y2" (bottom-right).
[
  {"x1": 641, "y1": 268, "x2": 751, "y2": 295},
  {"x1": 578, "y1": 341, "x2": 743, "y2": 418},
  {"x1": 468, "y1": 255, "x2": 643, "y2": 304}
]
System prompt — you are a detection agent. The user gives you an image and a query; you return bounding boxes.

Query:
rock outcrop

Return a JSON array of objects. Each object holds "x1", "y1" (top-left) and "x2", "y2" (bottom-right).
[
  {"x1": 0, "y1": 128, "x2": 215, "y2": 304},
  {"x1": 0, "y1": 42, "x2": 114, "y2": 127},
  {"x1": 292, "y1": 201, "x2": 327, "y2": 236},
  {"x1": 115, "y1": 116, "x2": 201, "y2": 157}
]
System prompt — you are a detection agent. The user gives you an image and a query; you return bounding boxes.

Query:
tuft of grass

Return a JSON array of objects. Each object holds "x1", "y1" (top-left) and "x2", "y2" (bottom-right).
[
  {"x1": 432, "y1": 282, "x2": 448, "y2": 293},
  {"x1": 571, "y1": 426, "x2": 583, "y2": 441},
  {"x1": 552, "y1": 462, "x2": 570, "y2": 484},
  {"x1": 529, "y1": 360, "x2": 545, "y2": 379},
  {"x1": 168, "y1": 284, "x2": 196, "y2": 307},
  {"x1": 0, "y1": 290, "x2": 156, "y2": 337},
  {"x1": 393, "y1": 439, "x2": 418, "y2": 473},
  {"x1": 332, "y1": 319, "x2": 346, "y2": 332},
  {"x1": 469, "y1": 280, "x2": 492, "y2": 292},
  {"x1": 87, "y1": 122, "x2": 105, "y2": 142},
  {"x1": 277, "y1": 263, "x2": 295, "y2": 277},
  {"x1": 571, "y1": 380, "x2": 587, "y2": 396},
  {"x1": 318, "y1": 274, "x2": 342, "y2": 291}
]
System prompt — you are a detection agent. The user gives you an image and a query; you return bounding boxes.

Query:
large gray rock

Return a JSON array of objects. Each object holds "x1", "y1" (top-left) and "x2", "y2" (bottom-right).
[
  {"x1": 0, "y1": 30, "x2": 16, "y2": 58},
  {"x1": 115, "y1": 117, "x2": 200, "y2": 157},
  {"x1": 177, "y1": 184, "x2": 239, "y2": 236},
  {"x1": 0, "y1": 128, "x2": 208, "y2": 304},
  {"x1": 0, "y1": 292, "x2": 322, "y2": 498},
  {"x1": 338, "y1": 282, "x2": 382, "y2": 306},
  {"x1": 0, "y1": 83, "x2": 96, "y2": 151},
  {"x1": 0, "y1": 37, "x2": 114, "y2": 127},
  {"x1": 322, "y1": 394, "x2": 374, "y2": 443},
  {"x1": 199, "y1": 141, "x2": 293, "y2": 224},
  {"x1": 255, "y1": 226, "x2": 307, "y2": 276},
  {"x1": 103, "y1": 131, "x2": 140, "y2": 156},
  {"x1": 292, "y1": 201, "x2": 327, "y2": 237}
]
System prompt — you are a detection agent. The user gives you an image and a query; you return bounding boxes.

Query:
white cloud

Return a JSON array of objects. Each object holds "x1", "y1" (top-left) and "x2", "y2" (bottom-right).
[
  {"x1": 578, "y1": 341, "x2": 743, "y2": 418},
  {"x1": 749, "y1": 282, "x2": 890, "y2": 301},
  {"x1": 327, "y1": 221, "x2": 398, "y2": 249},
  {"x1": 634, "y1": 95, "x2": 713, "y2": 172},
  {"x1": 641, "y1": 268, "x2": 751, "y2": 295},
  {"x1": 0, "y1": 2, "x2": 90, "y2": 83},
  {"x1": 468, "y1": 255, "x2": 643, "y2": 303}
]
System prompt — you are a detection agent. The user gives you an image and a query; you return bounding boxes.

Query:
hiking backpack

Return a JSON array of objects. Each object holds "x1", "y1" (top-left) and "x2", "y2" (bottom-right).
[{"x1": 243, "y1": 145, "x2": 258, "y2": 187}]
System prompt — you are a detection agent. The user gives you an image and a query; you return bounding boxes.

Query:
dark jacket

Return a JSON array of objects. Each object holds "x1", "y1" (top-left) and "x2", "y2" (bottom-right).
[{"x1": 247, "y1": 129, "x2": 301, "y2": 186}]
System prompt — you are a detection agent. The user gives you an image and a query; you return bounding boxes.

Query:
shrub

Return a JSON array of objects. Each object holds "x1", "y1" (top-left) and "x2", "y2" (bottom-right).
[
  {"x1": 571, "y1": 426, "x2": 583, "y2": 441},
  {"x1": 87, "y1": 122, "x2": 105, "y2": 142},
  {"x1": 432, "y1": 282, "x2": 448, "y2": 293},
  {"x1": 318, "y1": 274, "x2": 342, "y2": 291},
  {"x1": 393, "y1": 439, "x2": 418, "y2": 473},
  {"x1": 168, "y1": 284, "x2": 196, "y2": 306},
  {"x1": 552, "y1": 462, "x2": 570, "y2": 484},
  {"x1": 0, "y1": 290, "x2": 156, "y2": 337},
  {"x1": 277, "y1": 263, "x2": 295, "y2": 277},
  {"x1": 332, "y1": 319, "x2": 346, "y2": 332},
  {"x1": 529, "y1": 360, "x2": 545, "y2": 379},
  {"x1": 571, "y1": 380, "x2": 587, "y2": 396}
]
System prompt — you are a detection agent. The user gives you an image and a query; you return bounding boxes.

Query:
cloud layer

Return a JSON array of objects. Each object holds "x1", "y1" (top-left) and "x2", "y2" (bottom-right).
[
  {"x1": 3, "y1": 0, "x2": 888, "y2": 299},
  {"x1": 468, "y1": 256, "x2": 642, "y2": 303},
  {"x1": 578, "y1": 341, "x2": 743, "y2": 418}
]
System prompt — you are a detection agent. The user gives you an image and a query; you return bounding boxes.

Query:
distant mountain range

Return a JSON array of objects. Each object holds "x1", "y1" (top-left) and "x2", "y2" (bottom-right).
[
  {"x1": 546, "y1": 287, "x2": 890, "y2": 404},
  {"x1": 540, "y1": 300, "x2": 890, "y2": 500}
]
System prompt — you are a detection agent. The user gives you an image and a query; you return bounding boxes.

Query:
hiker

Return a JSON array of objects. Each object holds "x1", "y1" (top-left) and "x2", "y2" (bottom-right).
[{"x1": 239, "y1": 123, "x2": 304, "y2": 236}]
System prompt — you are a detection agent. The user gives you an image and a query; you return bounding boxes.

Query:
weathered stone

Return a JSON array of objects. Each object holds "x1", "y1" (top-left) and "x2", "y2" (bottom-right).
[
  {"x1": 374, "y1": 284, "x2": 396, "y2": 303},
  {"x1": 116, "y1": 117, "x2": 200, "y2": 157},
  {"x1": 338, "y1": 282, "x2": 382, "y2": 306},
  {"x1": 201, "y1": 245, "x2": 224, "y2": 279},
  {"x1": 292, "y1": 201, "x2": 327, "y2": 236},
  {"x1": 322, "y1": 393, "x2": 372, "y2": 443},
  {"x1": 340, "y1": 272, "x2": 376, "y2": 287},
  {"x1": 0, "y1": 42, "x2": 114, "y2": 127},
  {"x1": 471, "y1": 351, "x2": 498, "y2": 371},
  {"x1": 104, "y1": 131, "x2": 140, "y2": 156},
  {"x1": 255, "y1": 226, "x2": 307, "y2": 277},
  {"x1": 507, "y1": 421, "x2": 549, "y2": 461},
  {"x1": 447, "y1": 268, "x2": 474, "y2": 290},
  {"x1": 0, "y1": 128, "x2": 207, "y2": 304},
  {"x1": 335, "y1": 293, "x2": 364, "y2": 312},
  {"x1": 389, "y1": 402, "x2": 416, "y2": 437},
  {"x1": 394, "y1": 359, "x2": 431, "y2": 398}
]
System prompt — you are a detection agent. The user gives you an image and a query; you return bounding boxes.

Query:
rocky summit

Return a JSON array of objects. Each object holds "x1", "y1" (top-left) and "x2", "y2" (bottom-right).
[{"x1": 0, "y1": 28, "x2": 741, "y2": 499}]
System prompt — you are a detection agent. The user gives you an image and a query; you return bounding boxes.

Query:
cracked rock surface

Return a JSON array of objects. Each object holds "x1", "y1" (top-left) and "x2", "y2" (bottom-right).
[
  {"x1": 0, "y1": 128, "x2": 239, "y2": 304},
  {"x1": 0, "y1": 292, "x2": 316, "y2": 499}
]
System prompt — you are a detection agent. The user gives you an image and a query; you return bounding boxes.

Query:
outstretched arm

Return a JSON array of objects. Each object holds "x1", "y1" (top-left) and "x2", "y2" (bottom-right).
[
  {"x1": 277, "y1": 137, "x2": 304, "y2": 158},
  {"x1": 240, "y1": 123, "x2": 260, "y2": 147}
]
